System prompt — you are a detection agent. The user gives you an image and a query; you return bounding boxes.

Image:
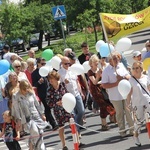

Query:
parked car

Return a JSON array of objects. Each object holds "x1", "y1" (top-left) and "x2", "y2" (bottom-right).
[
  {"x1": 11, "y1": 38, "x2": 25, "y2": 51},
  {"x1": 29, "y1": 33, "x2": 39, "y2": 47}
]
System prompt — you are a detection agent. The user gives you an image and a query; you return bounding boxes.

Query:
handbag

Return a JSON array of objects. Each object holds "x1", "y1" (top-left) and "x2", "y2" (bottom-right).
[
  {"x1": 101, "y1": 88, "x2": 109, "y2": 101},
  {"x1": 132, "y1": 76, "x2": 150, "y2": 97}
]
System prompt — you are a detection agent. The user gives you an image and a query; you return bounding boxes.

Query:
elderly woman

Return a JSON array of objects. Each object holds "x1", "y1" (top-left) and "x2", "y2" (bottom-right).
[
  {"x1": 12, "y1": 79, "x2": 47, "y2": 150},
  {"x1": 12, "y1": 60, "x2": 28, "y2": 82},
  {"x1": 46, "y1": 70, "x2": 71, "y2": 150},
  {"x1": 127, "y1": 61, "x2": 150, "y2": 147},
  {"x1": 88, "y1": 54, "x2": 116, "y2": 131},
  {"x1": 25, "y1": 58, "x2": 36, "y2": 85}
]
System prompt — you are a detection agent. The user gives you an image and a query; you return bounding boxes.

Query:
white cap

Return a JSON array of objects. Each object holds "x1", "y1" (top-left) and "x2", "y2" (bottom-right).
[{"x1": 132, "y1": 51, "x2": 141, "y2": 57}]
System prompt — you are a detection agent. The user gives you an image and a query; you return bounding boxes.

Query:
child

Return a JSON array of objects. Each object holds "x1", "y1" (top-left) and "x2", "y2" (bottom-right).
[{"x1": 0, "y1": 110, "x2": 21, "y2": 150}]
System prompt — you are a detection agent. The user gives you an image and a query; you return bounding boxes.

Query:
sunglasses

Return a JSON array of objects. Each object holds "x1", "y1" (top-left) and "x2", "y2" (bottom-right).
[
  {"x1": 64, "y1": 63, "x2": 71, "y2": 66},
  {"x1": 15, "y1": 66, "x2": 21, "y2": 68},
  {"x1": 41, "y1": 63, "x2": 46, "y2": 66},
  {"x1": 132, "y1": 67, "x2": 140, "y2": 70}
]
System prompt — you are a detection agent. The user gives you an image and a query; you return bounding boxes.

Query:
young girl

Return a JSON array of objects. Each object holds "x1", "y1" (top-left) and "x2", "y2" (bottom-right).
[{"x1": 0, "y1": 110, "x2": 21, "y2": 150}]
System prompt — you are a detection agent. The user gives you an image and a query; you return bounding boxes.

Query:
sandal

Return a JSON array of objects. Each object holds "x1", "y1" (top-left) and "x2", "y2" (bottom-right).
[
  {"x1": 63, "y1": 146, "x2": 68, "y2": 150},
  {"x1": 101, "y1": 125, "x2": 109, "y2": 131}
]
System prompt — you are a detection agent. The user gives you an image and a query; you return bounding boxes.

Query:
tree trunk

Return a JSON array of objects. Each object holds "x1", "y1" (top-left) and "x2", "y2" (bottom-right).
[
  {"x1": 148, "y1": 0, "x2": 150, "y2": 6},
  {"x1": 47, "y1": 33, "x2": 50, "y2": 46},
  {"x1": 92, "y1": 22, "x2": 98, "y2": 43},
  {"x1": 38, "y1": 30, "x2": 44, "y2": 50}
]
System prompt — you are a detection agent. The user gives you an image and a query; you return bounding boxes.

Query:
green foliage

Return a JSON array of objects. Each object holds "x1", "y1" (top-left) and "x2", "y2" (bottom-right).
[{"x1": 22, "y1": 31, "x2": 102, "y2": 61}]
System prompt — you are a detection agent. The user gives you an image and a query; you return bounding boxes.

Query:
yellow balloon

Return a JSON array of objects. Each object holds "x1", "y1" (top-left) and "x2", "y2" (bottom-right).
[{"x1": 143, "y1": 58, "x2": 150, "y2": 71}]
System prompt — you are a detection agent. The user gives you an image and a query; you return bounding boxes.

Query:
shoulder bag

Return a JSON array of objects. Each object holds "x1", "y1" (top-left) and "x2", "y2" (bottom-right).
[{"x1": 132, "y1": 76, "x2": 150, "y2": 97}]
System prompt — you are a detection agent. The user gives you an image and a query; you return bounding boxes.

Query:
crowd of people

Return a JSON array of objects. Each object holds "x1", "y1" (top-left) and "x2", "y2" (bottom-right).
[{"x1": 0, "y1": 39, "x2": 150, "y2": 150}]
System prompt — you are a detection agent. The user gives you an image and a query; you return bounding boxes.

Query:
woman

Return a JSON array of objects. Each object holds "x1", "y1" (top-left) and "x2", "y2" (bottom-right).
[
  {"x1": 46, "y1": 70, "x2": 71, "y2": 150},
  {"x1": 88, "y1": 54, "x2": 116, "y2": 131},
  {"x1": 25, "y1": 58, "x2": 36, "y2": 85},
  {"x1": 4, "y1": 72, "x2": 20, "y2": 110},
  {"x1": 12, "y1": 79, "x2": 47, "y2": 150},
  {"x1": 12, "y1": 60, "x2": 28, "y2": 81},
  {"x1": 127, "y1": 61, "x2": 150, "y2": 147}
]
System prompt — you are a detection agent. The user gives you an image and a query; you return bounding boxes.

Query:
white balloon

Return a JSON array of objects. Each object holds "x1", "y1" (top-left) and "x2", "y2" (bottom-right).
[
  {"x1": 69, "y1": 64, "x2": 84, "y2": 75},
  {"x1": 118, "y1": 79, "x2": 131, "y2": 99},
  {"x1": 62, "y1": 93, "x2": 76, "y2": 113},
  {"x1": 115, "y1": 37, "x2": 132, "y2": 52},
  {"x1": 39, "y1": 66, "x2": 49, "y2": 77},
  {"x1": 82, "y1": 61, "x2": 91, "y2": 73},
  {"x1": 45, "y1": 60, "x2": 53, "y2": 72},
  {"x1": 50, "y1": 56, "x2": 61, "y2": 70},
  {"x1": 95, "y1": 40, "x2": 105, "y2": 52}
]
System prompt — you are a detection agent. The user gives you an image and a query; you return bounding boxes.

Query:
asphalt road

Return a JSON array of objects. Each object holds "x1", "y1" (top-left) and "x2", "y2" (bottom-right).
[{"x1": 0, "y1": 28, "x2": 150, "y2": 150}]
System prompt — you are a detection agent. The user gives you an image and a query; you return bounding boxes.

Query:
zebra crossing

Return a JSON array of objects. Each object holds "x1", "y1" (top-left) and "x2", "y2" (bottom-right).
[{"x1": 0, "y1": 139, "x2": 29, "y2": 150}]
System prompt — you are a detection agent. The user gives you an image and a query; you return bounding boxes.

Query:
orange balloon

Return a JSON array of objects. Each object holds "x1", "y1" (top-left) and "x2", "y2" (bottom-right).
[{"x1": 143, "y1": 58, "x2": 150, "y2": 71}]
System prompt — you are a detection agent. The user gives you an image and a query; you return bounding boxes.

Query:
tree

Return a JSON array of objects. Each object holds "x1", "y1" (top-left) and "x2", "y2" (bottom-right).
[
  {"x1": 0, "y1": 1, "x2": 53, "y2": 50},
  {"x1": 0, "y1": 3, "x2": 34, "y2": 50}
]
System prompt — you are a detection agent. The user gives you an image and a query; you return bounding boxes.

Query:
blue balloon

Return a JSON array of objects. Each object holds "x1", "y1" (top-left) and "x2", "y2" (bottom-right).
[
  {"x1": 0, "y1": 59, "x2": 10, "y2": 75},
  {"x1": 99, "y1": 43, "x2": 113, "y2": 57}
]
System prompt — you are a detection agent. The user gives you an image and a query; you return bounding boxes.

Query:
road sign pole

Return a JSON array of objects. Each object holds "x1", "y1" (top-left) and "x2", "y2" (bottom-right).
[{"x1": 60, "y1": 19, "x2": 66, "y2": 48}]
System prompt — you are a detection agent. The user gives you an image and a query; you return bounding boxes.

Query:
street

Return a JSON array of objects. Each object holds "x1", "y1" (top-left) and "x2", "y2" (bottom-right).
[{"x1": 0, "y1": 28, "x2": 150, "y2": 150}]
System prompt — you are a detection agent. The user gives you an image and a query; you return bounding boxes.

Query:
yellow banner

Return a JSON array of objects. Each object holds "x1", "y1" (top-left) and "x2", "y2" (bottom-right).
[{"x1": 100, "y1": 7, "x2": 150, "y2": 40}]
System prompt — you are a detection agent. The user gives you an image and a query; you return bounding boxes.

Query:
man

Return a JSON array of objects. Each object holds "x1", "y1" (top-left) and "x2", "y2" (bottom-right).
[
  {"x1": 28, "y1": 49, "x2": 36, "y2": 59},
  {"x1": 63, "y1": 48, "x2": 72, "y2": 56},
  {"x1": 58, "y1": 56, "x2": 85, "y2": 139},
  {"x1": 2, "y1": 45, "x2": 22, "y2": 63},
  {"x1": 101, "y1": 52, "x2": 134, "y2": 137},
  {"x1": 78, "y1": 42, "x2": 94, "y2": 110},
  {"x1": 78, "y1": 42, "x2": 94, "y2": 64},
  {"x1": 31, "y1": 58, "x2": 58, "y2": 130}
]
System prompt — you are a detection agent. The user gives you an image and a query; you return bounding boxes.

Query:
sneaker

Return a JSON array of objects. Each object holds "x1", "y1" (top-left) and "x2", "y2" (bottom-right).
[
  {"x1": 134, "y1": 136, "x2": 141, "y2": 147},
  {"x1": 101, "y1": 125, "x2": 109, "y2": 131}
]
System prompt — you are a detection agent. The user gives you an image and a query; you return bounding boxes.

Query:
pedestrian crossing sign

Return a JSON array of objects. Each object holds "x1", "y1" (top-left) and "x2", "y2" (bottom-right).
[{"x1": 52, "y1": 5, "x2": 66, "y2": 20}]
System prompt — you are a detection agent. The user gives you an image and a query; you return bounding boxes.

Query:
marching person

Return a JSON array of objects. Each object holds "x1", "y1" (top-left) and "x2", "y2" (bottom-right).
[
  {"x1": 0, "y1": 110, "x2": 21, "y2": 150},
  {"x1": 101, "y1": 52, "x2": 134, "y2": 137},
  {"x1": 127, "y1": 61, "x2": 150, "y2": 146},
  {"x1": 12, "y1": 79, "x2": 48, "y2": 150}
]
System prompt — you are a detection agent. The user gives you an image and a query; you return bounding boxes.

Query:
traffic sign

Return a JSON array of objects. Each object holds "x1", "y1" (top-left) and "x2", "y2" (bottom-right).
[{"x1": 52, "y1": 5, "x2": 66, "y2": 20}]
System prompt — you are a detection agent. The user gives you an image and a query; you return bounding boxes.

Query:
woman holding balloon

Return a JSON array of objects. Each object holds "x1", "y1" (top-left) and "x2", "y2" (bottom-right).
[
  {"x1": 127, "y1": 61, "x2": 150, "y2": 147},
  {"x1": 46, "y1": 70, "x2": 71, "y2": 150},
  {"x1": 88, "y1": 54, "x2": 116, "y2": 131}
]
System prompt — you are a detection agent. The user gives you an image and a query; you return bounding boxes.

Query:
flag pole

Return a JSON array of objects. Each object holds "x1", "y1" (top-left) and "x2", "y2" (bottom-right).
[
  {"x1": 100, "y1": 14, "x2": 108, "y2": 42},
  {"x1": 100, "y1": 13, "x2": 116, "y2": 70}
]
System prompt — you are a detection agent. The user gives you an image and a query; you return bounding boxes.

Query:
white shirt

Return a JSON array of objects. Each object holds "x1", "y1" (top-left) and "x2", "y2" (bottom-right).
[
  {"x1": 101, "y1": 63, "x2": 129, "y2": 101},
  {"x1": 58, "y1": 67, "x2": 80, "y2": 97},
  {"x1": 3, "y1": 52, "x2": 17, "y2": 64},
  {"x1": 129, "y1": 75, "x2": 150, "y2": 107}
]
